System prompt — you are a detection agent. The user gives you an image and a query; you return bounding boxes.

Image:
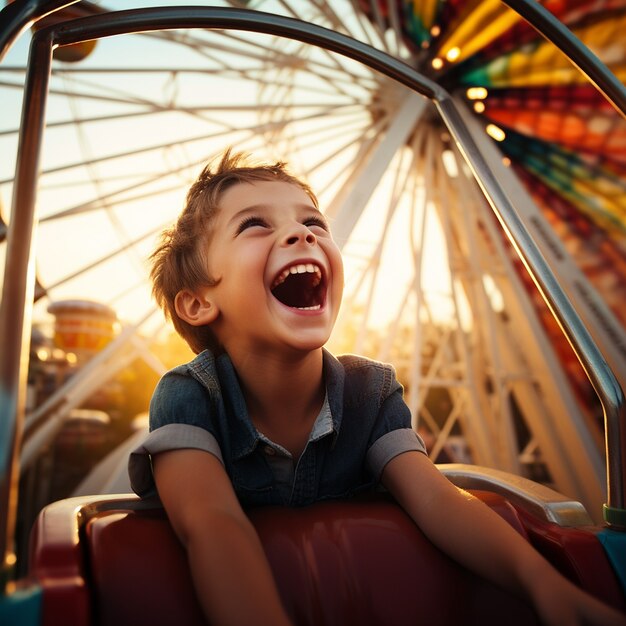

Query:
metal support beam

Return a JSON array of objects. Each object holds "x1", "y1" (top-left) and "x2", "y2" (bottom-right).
[{"x1": 328, "y1": 92, "x2": 427, "y2": 247}]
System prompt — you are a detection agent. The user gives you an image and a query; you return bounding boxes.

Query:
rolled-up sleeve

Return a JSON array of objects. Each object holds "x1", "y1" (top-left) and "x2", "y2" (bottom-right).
[
  {"x1": 129, "y1": 424, "x2": 223, "y2": 497},
  {"x1": 366, "y1": 428, "x2": 426, "y2": 481},
  {"x1": 365, "y1": 373, "x2": 426, "y2": 481},
  {"x1": 128, "y1": 371, "x2": 222, "y2": 498}
]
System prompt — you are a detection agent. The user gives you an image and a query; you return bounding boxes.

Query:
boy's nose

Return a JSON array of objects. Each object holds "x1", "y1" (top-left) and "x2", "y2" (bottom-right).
[{"x1": 284, "y1": 224, "x2": 316, "y2": 246}]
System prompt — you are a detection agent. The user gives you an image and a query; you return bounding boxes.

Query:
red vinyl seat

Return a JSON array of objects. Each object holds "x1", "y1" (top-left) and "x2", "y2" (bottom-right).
[{"x1": 29, "y1": 491, "x2": 625, "y2": 626}]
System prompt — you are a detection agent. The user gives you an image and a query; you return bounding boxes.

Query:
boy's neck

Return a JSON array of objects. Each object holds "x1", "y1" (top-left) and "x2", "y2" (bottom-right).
[{"x1": 228, "y1": 346, "x2": 325, "y2": 428}]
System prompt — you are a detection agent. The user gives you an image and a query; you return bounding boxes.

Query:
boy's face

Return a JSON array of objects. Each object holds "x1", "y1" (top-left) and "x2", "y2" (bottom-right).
[{"x1": 195, "y1": 180, "x2": 344, "y2": 357}]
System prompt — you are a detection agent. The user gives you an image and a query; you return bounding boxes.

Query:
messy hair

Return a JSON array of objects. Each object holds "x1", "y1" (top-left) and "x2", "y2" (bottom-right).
[{"x1": 150, "y1": 149, "x2": 318, "y2": 354}]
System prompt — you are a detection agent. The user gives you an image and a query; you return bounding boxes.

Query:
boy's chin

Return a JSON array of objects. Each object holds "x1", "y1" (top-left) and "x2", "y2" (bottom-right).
[
  {"x1": 268, "y1": 299, "x2": 338, "y2": 351},
  {"x1": 276, "y1": 329, "x2": 332, "y2": 354}
]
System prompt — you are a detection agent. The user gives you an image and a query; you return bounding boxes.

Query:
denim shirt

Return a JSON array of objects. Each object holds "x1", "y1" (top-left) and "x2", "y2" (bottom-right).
[{"x1": 129, "y1": 348, "x2": 425, "y2": 507}]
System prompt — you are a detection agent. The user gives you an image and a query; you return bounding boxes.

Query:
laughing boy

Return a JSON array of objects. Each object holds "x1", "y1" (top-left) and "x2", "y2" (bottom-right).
[{"x1": 130, "y1": 151, "x2": 625, "y2": 626}]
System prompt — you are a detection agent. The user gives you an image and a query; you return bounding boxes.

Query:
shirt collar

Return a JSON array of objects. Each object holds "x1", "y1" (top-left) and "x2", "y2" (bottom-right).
[
  {"x1": 202, "y1": 348, "x2": 345, "y2": 461},
  {"x1": 214, "y1": 352, "x2": 259, "y2": 460},
  {"x1": 322, "y1": 348, "x2": 345, "y2": 434},
  {"x1": 310, "y1": 392, "x2": 333, "y2": 441}
]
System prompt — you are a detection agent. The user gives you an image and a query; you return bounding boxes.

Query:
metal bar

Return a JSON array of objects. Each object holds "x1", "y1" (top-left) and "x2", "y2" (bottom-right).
[
  {"x1": 0, "y1": 24, "x2": 53, "y2": 594},
  {"x1": 446, "y1": 134, "x2": 606, "y2": 514},
  {"x1": 435, "y1": 96, "x2": 625, "y2": 524},
  {"x1": 501, "y1": 0, "x2": 626, "y2": 119},
  {"x1": 439, "y1": 464, "x2": 594, "y2": 527},
  {"x1": 45, "y1": 223, "x2": 165, "y2": 292},
  {"x1": 0, "y1": 0, "x2": 79, "y2": 63},
  {"x1": 330, "y1": 92, "x2": 426, "y2": 246},
  {"x1": 47, "y1": 7, "x2": 442, "y2": 98}
]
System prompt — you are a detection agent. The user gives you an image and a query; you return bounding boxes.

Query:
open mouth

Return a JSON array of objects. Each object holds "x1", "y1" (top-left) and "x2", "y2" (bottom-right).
[{"x1": 270, "y1": 263, "x2": 326, "y2": 310}]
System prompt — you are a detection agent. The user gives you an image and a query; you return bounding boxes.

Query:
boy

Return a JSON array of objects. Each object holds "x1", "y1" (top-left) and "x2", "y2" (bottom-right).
[{"x1": 129, "y1": 151, "x2": 625, "y2": 626}]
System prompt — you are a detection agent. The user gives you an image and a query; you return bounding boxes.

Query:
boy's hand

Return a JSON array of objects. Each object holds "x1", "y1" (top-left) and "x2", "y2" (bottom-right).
[
  {"x1": 381, "y1": 451, "x2": 626, "y2": 626},
  {"x1": 527, "y1": 568, "x2": 626, "y2": 626}
]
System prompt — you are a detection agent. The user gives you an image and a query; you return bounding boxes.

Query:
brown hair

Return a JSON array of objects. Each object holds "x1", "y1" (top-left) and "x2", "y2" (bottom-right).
[{"x1": 150, "y1": 150, "x2": 318, "y2": 354}]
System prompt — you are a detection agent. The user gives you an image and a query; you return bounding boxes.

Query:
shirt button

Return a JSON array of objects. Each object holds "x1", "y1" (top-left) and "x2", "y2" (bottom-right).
[{"x1": 263, "y1": 445, "x2": 276, "y2": 456}]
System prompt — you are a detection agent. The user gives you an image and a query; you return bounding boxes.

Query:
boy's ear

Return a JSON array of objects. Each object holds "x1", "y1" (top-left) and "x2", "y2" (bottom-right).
[{"x1": 174, "y1": 289, "x2": 219, "y2": 326}]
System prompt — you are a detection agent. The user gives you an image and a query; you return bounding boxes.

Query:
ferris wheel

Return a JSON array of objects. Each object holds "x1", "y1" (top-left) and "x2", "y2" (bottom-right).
[{"x1": 1, "y1": 0, "x2": 625, "y2": 524}]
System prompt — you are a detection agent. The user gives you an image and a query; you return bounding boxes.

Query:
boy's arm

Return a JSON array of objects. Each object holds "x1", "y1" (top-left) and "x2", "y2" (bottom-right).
[
  {"x1": 153, "y1": 449, "x2": 292, "y2": 626},
  {"x1": 382, "y1": 450, "x2": 626, "y2": 626}
]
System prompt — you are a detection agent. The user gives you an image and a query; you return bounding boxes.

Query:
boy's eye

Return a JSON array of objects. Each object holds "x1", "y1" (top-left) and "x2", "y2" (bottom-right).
[
  {"x1": 236, "y1": 216, "x2": 269, "y2": 234},
  {"x1": 304, "y1": 216, "x2": 329, "y2": 231}
]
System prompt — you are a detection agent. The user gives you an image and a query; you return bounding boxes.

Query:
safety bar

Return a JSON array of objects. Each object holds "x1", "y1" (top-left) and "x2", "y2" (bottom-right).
[
  {"x1": 501, "y1": 0, "x2": 626, "y2": 118},
  {"x1": 439, "y1": 464, "x2": 593, "y2": 527},
  {"x1": 0, "y1": 0, "x2": 79, "y2": 61},
  {"x1": 1, "y1": 0, "x2": 625, "y2": 592}
]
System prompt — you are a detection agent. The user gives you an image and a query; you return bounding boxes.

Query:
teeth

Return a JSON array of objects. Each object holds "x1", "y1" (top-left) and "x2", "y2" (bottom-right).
[
  {"x1": 271, "y1": 263, "x2": 322, "y2": 289},
  {"x1": 297, "y1": 305, "x2": 321, "y2": 311}
]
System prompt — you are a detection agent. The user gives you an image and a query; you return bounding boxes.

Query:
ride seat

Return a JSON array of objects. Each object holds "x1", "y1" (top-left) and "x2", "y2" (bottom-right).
[{"x1": 29, "y1": 491, "x2": 624, "y2": 626}]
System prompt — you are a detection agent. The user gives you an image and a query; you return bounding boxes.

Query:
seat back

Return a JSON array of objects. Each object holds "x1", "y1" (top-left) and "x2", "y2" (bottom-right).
[{"x1": 29, "y1": 491, "x2": 624, "y2": 626}]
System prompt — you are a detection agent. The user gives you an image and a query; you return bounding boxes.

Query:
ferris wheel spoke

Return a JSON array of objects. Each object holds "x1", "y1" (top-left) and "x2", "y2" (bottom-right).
[
  {"x1": 33, "y1": 102, "x2": 366, "y2": 207},
  {"x1": 42, "y1": 220, "x2": 167, "y2": 294}
]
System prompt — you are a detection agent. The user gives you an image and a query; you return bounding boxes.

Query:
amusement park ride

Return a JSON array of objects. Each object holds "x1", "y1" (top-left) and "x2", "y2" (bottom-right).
[{"x1": 0, "y1": 0, "x2": 625, "y2": 624}]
